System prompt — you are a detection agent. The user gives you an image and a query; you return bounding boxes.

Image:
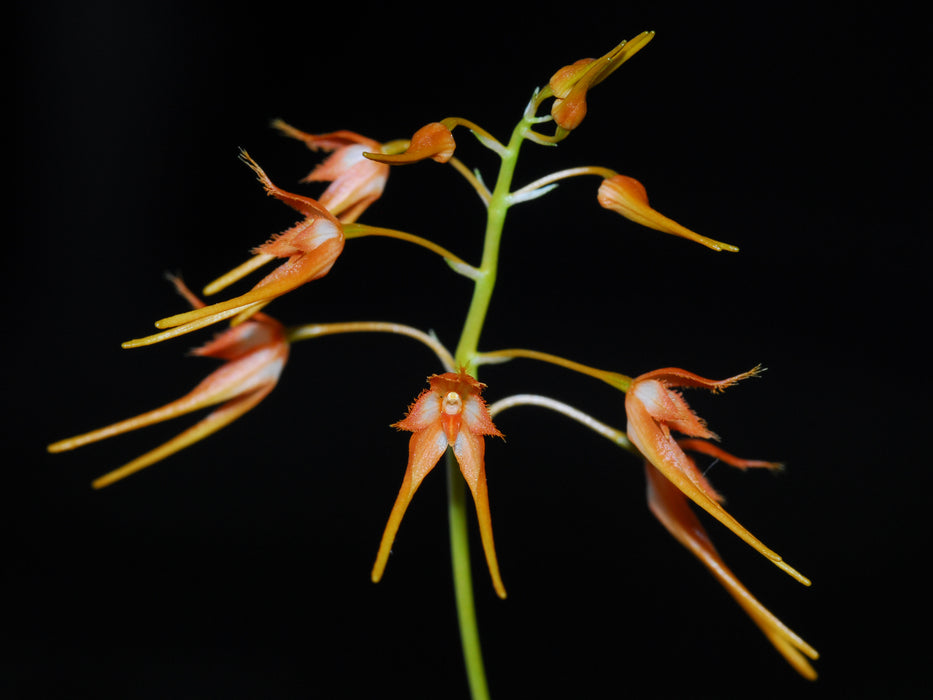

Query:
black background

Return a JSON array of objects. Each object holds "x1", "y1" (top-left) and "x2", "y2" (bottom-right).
[{"x1": 11, "y1": 1, "x2": 928, "y2": 698}]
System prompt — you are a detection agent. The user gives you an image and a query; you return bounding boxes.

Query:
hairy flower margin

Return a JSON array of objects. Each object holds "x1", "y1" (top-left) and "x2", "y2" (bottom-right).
[
  {"x1": 372, "y1": 370, "x2": 507, "y2": 599},
  {"x1": 270, "y1": 120, "x2": 392, "y2": 223},
  {"x1": 123, "y1": 154, "x2": 345, "y2": 348}
]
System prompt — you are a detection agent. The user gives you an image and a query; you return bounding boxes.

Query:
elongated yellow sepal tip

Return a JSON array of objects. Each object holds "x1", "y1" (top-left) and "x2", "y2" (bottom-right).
[
  {"x1": 124, "y1": 303, "x2": 264, "y2": 348},
  {"x1": 91, "y1": 472, "x2": 124, "y2": 490},
  {"x1": 203, "y1": 253, "x2": 276, "y2": 296},
  {"x1": 47, "y1": 440, "x2": 71, "y2": 453},
  {"x1": 774, "y1": 559, "x2": 811, "y2": 586},
  {"x1": 121, "y1": 326, "x2": 193, "y2": 348},
  {"x1": 122, "y1": 335, "x2": 165, "y2": 349},
  {"x1": 493, "y1": 581, "x2": 507, "y2": 600}
]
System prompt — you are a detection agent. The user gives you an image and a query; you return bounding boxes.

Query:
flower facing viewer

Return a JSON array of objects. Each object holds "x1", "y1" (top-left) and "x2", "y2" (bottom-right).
[
  {"x1": 624, "y1": 367, "x2": 810, "y2": 585},
  {"x1": 49, "y1": 278, "x2": 289, "y2": 488},
  {"x1": 372, "y1": 370, "x2": 507, "y2": 598}
]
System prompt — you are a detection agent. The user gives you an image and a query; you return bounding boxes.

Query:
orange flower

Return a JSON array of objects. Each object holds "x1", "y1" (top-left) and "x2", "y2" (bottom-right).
[
  {"x1": 625, "y1": 367, "x2": 810, "y2": 585},
  {"x1": 363, "y1": 122, "x2": 456, "y2": 165},
  {"x1": 49, "y1": 277, "x2": 289, "y2": 488},
  {"x1": 372, "y1": 370, "x2": 506, "y2": 598},
  {"x1": 548, "y1": 31, "x2": 655, "y2": 130},
  {"x1": 598, "y1": 175, "x2": 738, "y2": 252},
  {"x1": 272, "y1": 120, "x2": 390, "y2": 223},
  {"x1": 645, "y1": 447, "x2": 818, "y2": 679},
  {"x1": 124, "y1": 153, "x2": 344, "y2": 347}
]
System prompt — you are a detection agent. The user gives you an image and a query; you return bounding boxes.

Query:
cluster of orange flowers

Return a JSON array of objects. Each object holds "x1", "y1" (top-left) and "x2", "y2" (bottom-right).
[{"x1": 49, "y1": 33, "x2": 817, "y2": 680}]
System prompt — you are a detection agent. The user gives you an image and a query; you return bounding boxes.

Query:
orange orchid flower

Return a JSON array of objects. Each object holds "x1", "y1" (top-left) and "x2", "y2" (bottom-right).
[
  {"x1": 645, "y1": 449, "x2": 818, "y2": 679},
  {"x1": 548, "y1": 31, "x2": 655, "y2": 131},
  {"x1": 124, "y1": 153, "x2": 344, "y2": 347},
  {"x1": 272, "y1": 120, "x2": 390, "y2": 223},
  {"x1": 363, "y1": 122, "x2": 456, "y2": 165},
  {"x1": 372, "y1": 370, "x2": 507, "y2": 598},
  {"x1": 625, "y1": 367, "x2": 810, "y2": 585},
  {"x1": 598, "y1": 174, "x2": 738, "y2": 252},
  {"x1": 49, "y1": 277, "x2": 289, "y2": 488}
]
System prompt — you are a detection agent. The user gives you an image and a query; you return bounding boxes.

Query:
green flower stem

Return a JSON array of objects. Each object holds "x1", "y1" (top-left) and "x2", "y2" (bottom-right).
[
  {"x1": 487, "y1": 393, "x2": 636, "y2": 454},
  {"x1": 447, "y1": 110, "x2": 535, "y2": 700},
  {"x1": 286, "y1": 321, "x2": 456, "y2": 371},
  {"x1": 510, "y1": 165, "x2": 618, "y2": 198},
  {"x1": 453, "y1": 117, "x2": 530, "y2": 372},
  {"x1": 479, "y1": 348, "x2": 632, "y2": 391},
  {"x1": 343, "y1": 224, "x2": 474, "y2": 273},
  {"x1": 447, "y1": 451, "x2": 491, "y2": 700}
]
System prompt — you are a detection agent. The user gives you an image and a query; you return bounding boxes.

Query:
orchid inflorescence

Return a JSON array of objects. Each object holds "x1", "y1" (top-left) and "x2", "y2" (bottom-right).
[{"x1": 49, "y1": 31, "x2": 817, "y2": 693}]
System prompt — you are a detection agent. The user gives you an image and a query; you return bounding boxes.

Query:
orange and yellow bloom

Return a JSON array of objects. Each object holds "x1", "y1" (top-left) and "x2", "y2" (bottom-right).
[
  {"x1": 272, "y1": 120, "x2": 390, "y2": 223},
  {"x1": 124, "y1": 154, "x2": 344, "y2": 347},
  {"x1": 363, "y1": 122, "x2": 456, "y2": 165},
  {"x1": 372, "y1": 370, "x2": 507, "y2": 598},
  {"x1": 46, "y1": 31, "x2": 818, "y2": 687},
  {"x1": 548, "y1": 31, "x2": 655, "y2": 131},
  {"x1": 625, "y1": 367, "x2": 810, "y2": 585},
  {"x1": 598, "y1": 174, "x2": 738, "y2": 252},
  {"x1": 49, "y1": 277, "x2": 289, "y2": 488},
  {"x1": 645, "y1": 447, "x2": 818, "y2": 678}
]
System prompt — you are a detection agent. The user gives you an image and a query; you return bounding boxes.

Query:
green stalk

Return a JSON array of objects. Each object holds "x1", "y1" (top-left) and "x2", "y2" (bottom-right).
[
  {"x1": 453, "y1": 118, "x2": 527, "y2": 369},
  {"x1": 447, "y1": 450, "x2": 490, "y2": 700},
  {"x1": 447, "y1": 112, "x2": 533, "y2": 700}
]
